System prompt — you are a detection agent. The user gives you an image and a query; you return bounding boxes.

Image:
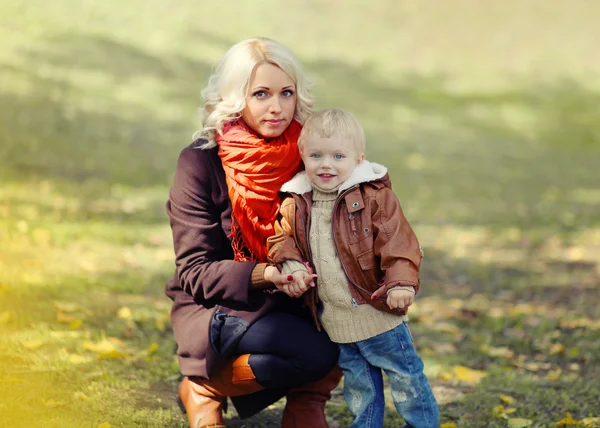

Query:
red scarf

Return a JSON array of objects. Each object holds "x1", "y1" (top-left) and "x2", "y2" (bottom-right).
[{"x1": 217, "y1": 119, "x2": 302, "y2": 262}]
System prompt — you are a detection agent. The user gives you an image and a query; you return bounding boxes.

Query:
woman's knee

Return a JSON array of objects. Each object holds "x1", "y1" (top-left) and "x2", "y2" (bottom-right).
[{"x1": 295, "y1": 334, "x2": 339, "y2": 382}]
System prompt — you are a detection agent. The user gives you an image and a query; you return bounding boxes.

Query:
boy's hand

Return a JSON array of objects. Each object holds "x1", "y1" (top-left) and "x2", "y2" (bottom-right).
[
  {"x1": 283, "y1": 271, "x2": 317, "y2": 298},
  {"x1": 386, "y1": 289, "x2": 414, "y2": 310}
]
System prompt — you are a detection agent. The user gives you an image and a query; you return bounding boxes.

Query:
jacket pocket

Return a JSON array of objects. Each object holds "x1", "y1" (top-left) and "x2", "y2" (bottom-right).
[
  {"x1": 357, "y1": 249, "x2": 376, "y2": 270},
  {"x1": 209, "y1": 310, "x2": 250, "y2": 358}
]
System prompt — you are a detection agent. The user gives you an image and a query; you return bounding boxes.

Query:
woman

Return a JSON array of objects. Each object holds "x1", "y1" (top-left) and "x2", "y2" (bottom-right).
[{"x1": 165, "y1": 37, "x2": 342, "y2": 428}]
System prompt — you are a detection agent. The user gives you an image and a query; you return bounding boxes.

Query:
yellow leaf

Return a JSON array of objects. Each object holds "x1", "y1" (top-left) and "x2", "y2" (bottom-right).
[
  {"x1": 582, "y1": 417, "x2": 600, "y2": 427},
  {"x1": 507, "y1": 418, "x2": 532, "y2": 428},
  {"x1": 84, "y1": 340, "x2": 114, "y2": 353},
  {"x1": 560, "y1": 318, "x2": 600, "y2": 330},
  {"x1": 440, "y1": 423, "x2": 457, "y2": 428},
  {"x1": 73, "y1": 392, "x2": 91, "y2": 401},
  {"x1": 433, "y1": 322, "x2": 460, "y2": 334},
  {"x1": 505, "y1": 408, "x2": 517, "y2": 415},
  {"x1": 486, "y1": 346, "x2": 515, "y2": 359},
  {"x1": 68, "y1": 319, "x2": 83, "y2": 330},
  {"x1": 53, "y1": 302, "x2": 80, "y2": 313},
  {"x1": 56, "y1": 311, "x2": 78, "y2": 324},
  {"x1": 493, "y1": 405, "x2": 507, "y2": 418},
  {"x1": 546, "y1": 368, "x2": 562, "y2": 380},
  {"x1": 155, "y1": 317, "x2": 166, "y2": 332},
  {"x1": 550, "y1": 343, "x2": 566, "y2": 355},
  {"x1": 23, "y1": 340, "x2": 44, "y2": 350},
  {"x1": 97, "y1": 349, "x2": 128, "y2": 360},
  {"x1": 557, "y1": 412, "x2": 581, "y2": 426},
  {"x1": 17, "y1": 220, "x2": 29, "y2": 233},
  {"x1": 42, "y1": 399, "x2": 65, "y2": 408},
  {"x1": 452, "y1": 366, "x2": 487, "y2": 384},
  {"x1": 117, "y1": 307, "x2": 133, "y2": 320},
  {"x1": 98, "y1": 423, "x2": 111, "y2": 428},
  {"x1": 147, "y1": 342, "x2": 159, "y2": 355},
  {"x1": 500, "y1": 394, "x2": 515, "y2": 404},
  {"x1": 68, "y1": 354, "x2": 91, "y2": 364},
  {"x1": 84, "y1": 339, "x2": 128, "y2": 359}
]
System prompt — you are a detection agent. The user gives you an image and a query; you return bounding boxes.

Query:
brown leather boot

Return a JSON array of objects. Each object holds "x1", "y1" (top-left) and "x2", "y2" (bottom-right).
[
  {"x1": 178, "y1": 354, "x2": 264, "y2": 428},
  {"x1": 281, "y1": 365, "x2": 343, "y2": 428}
]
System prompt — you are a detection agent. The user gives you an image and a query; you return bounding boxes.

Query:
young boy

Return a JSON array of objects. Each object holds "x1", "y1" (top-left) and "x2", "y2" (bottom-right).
[{"x1": 267, "y1": 109, "x2": 439, "y2": 427}]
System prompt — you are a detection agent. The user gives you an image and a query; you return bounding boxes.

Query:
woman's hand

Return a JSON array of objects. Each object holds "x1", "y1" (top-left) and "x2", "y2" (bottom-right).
[{"x1": 264, "y1": 265, "x2": 312, "y2": 298}]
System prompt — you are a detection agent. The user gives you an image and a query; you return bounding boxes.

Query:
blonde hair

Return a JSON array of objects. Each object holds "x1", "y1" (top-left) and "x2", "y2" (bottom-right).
[
  {"x1": 197, "y1": 37, "x2": 313, "y2": 148},
  {"x1": 298, "y1": 109, "x2": 366, "y2": 154}
]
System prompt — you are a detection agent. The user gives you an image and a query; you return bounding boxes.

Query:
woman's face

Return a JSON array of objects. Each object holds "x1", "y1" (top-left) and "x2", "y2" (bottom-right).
[{"x1": 242, "y1": 63, "x2": 297, "y2": 139}]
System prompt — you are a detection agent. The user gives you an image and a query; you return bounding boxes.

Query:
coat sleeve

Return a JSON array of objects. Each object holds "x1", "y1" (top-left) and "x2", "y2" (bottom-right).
[
  {"x1": 166, "y1": 146, "x2": 255, "y2": 305},
  {"x1": 371, "y1": 187, "x2": 423, "y2": 293},
  {"x1": 267, "y1": 196, "x2": 306, "y2": 268}
]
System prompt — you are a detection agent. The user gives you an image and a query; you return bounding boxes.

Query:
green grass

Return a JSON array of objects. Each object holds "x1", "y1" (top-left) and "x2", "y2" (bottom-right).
[{"x1": 1, "y1": 1, "x2": 600, "y2": 427}]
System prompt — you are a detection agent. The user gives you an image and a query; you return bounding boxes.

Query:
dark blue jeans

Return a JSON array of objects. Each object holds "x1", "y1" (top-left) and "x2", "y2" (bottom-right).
[{"x1": 338, "y1": 323, "x2": 439, "y2": 428}]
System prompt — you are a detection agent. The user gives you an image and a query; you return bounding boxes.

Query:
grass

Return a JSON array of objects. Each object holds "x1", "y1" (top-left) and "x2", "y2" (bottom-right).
[{"x1": 1, "y1": 1, "x2": 600, "y2": 427}]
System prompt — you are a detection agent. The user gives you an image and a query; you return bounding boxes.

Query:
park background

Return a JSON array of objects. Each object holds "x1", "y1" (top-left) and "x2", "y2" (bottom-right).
[{"x1": 1, "y1": 1, "x2": 599, "y2": 427}]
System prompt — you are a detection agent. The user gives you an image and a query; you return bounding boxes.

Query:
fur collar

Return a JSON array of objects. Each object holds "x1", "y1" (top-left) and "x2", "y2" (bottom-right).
[{"x1": 280, "y1": 160, "x2": 388, "y2": 195}]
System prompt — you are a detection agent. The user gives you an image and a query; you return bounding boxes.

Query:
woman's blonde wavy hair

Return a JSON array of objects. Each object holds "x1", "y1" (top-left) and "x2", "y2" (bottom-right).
[{"x1": 196, "y1": 37, "x2": 314, "y2": 148}]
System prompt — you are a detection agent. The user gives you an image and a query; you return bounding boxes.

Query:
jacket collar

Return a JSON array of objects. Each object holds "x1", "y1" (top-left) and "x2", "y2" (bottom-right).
[{"x1": 280, "y1": 160, "x2": 388, "y2": 195}]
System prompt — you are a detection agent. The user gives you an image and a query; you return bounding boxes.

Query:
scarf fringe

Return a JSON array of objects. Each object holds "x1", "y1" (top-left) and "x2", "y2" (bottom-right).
[{"x1": 230, "y1": 218, "x2": 259, "y2": 262}]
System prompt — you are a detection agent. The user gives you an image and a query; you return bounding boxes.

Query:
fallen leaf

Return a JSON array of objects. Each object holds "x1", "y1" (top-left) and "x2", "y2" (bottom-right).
[
  {"x1": 98, "y1": 423, "x2": 111, "y2": 428},
  {"x1": 155, "y1": 317, "x2": 166, "y2": 331},
  {"x1": 440, "y1": 423, "x2": 457, "y2": 428},
  {"x1": 433, "y1": 322, "x2": 461, "y2": 335},
  {"x1": 52, "y1": 302, "x2": 80, "y2": 313},
  {"x1": 73, "y1": 392, "x2": 91, "y2": 401},
  {"x1": 507, "y1": 418, "x2": 532, "y2": 428},
  {"x1": 147, "y1": 342, "x2": 159, "y2": 356},
  {"x1": 582, "y1": 417, "x2": 600, "y2": 427},
  {"x1": 68, "y1": 319, "x2": 83, "y2": 330},
  {"x1": 433, "y1": 343, "x2": 458, "y2": 354},
  {"x1": 117, "y1": 307, "x2": 133, "y2": 320},
  {"x1": 97, "y1": 349, "x2": 128, "y2": 360},
  {"x1": 23, "y1": 340, "x2": 44, "y2": 350},
  {"x1": 560, "y1": 318, "x2": 600, "y2": 330},
  {"x1": 493, "y1": 405, "x2": 507, "y2": 418},
  {"x1": 482, "y1": 345, "x2": 515, "y2": 359},
  {"x1": 500, "y1": 394, "x2": 515, "y2": 405},
  {"x1": 546, "y1": 368, "x2": 562, "y2": 380},
  {"x1": 84, "y1": 339, "x2": 128, "y2": 359},
  {"x1": 42, "y1": 399, "x2": 66, "y2": 408},
  {"x1": 557, "y1": 412, "x2": 581, "y2": 426},
  {"x1": 450, "y1": 366, "x2": 487, "y2": 384},
  {"x1": 56, "y1": 311, "x2": 78, "y2": 324},
  {"x1": 68, "y1": 354, "x2": 91, "y2": 364},
  {"x1": 549, "y1": 343, "x2": 566, "y2": 355}
]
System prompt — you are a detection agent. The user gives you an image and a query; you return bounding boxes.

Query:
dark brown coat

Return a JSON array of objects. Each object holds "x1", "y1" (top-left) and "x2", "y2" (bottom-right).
[{"x1": 165, "y1": 141, "x2": 296, "y2": 381}]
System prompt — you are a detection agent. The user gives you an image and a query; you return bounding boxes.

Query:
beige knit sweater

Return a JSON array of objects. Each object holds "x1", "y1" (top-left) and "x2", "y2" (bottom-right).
[{"x1": 282, "y1": 187, "x2": 407, "y2": 343}]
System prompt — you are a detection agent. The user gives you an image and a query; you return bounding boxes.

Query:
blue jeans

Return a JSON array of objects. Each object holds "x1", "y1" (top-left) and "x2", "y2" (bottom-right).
[{"x1": 338, "y1": 323, "x2": 439, "y2": 428}]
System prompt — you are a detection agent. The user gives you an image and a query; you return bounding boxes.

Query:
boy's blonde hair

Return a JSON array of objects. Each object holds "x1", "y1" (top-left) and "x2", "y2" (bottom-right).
[
  {"x1": 298, "y1": 109, "x2": 366, "y2": 154},
  {"x1": 197, "y1": 37, "x2": 314, "y2": 148}
]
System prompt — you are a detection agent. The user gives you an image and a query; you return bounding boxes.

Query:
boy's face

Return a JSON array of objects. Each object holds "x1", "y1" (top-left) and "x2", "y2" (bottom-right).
[{"x1": 301, "y1": 134, "x2": 365, "y2": 191}]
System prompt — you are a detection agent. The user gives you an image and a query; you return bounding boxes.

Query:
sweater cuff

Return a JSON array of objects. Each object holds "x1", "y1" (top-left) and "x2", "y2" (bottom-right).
[
  {"x1": 387, "y1": 285, "x2": 416, "y2": 295},
  {"x1": 250, "y1": 263, "x2": 272, "y2": 289},
  {"x1": 281, "y1": 260, "x2": 308, "y2": 275}
]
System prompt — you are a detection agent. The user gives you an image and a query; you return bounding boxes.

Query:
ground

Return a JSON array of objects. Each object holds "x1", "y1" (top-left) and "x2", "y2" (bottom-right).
[{"x1": 1, "y1": 1, "x2": 599, "y2": 427}]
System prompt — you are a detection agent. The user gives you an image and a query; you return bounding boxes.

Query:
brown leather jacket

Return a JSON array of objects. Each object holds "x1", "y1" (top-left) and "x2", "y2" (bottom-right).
[{"x1": 267, "y1": 161, "x2": 423, "y2": 329}]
